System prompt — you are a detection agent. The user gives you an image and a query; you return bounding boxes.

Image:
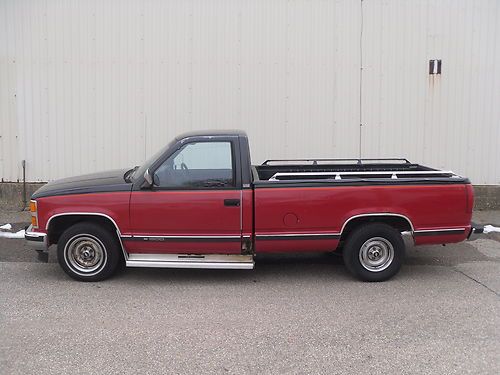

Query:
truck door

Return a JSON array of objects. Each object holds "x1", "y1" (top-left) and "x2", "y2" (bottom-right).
[{"x1": 127, "y1": 139, "x2": 242, "y2": 254}]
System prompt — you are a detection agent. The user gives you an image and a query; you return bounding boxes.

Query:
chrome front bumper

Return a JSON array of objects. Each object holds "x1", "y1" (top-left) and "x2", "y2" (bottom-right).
[{"x1": 25, "y1": 225, "x2": 48, "y2": 251}]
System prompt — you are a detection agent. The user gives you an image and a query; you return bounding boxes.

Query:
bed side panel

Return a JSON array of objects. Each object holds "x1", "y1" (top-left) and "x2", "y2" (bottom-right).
[{"x1": 253, "y1": 184, "x2": 470, "y2": 252}]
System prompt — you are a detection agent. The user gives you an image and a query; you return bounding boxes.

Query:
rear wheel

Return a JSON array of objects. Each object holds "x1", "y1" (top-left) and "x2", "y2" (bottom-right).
[
  {"x1": 57, "y1": 222, "x2": 120, "y2": 281},
  {"x1": 343, "y1": 223, "x2": 405, "y2": 282}
]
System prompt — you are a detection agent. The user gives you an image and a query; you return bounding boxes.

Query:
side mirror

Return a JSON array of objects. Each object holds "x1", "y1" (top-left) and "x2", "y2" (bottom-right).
[{"x1": 141, "y1": 168, "x2": 154, "y2": 189}]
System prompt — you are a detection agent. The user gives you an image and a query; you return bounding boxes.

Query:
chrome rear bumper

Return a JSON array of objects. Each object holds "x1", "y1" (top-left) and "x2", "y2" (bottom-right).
[
  {"x1": 467, "y1": 223, "x2": 484, "y2": 241},
  {"x1": 25, "y1": 225, "x2": 48, "y2": 251}
]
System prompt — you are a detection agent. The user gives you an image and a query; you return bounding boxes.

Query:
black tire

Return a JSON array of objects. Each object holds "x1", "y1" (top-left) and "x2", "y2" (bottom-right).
[
  {"x1": 57, "y1": 222, "x2": 121, "y2": 282},
  {"x1": 343, "y1": 223, "x2": 405, "y2": 282}
]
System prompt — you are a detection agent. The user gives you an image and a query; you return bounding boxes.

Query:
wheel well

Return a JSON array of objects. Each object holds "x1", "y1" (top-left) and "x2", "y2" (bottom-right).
[
  {"x1": 47, "y1": 215, "x2": 119, "y2": 245},
  {"x1": 340, "y1": 215, "x2": 412, "y2": 241}
]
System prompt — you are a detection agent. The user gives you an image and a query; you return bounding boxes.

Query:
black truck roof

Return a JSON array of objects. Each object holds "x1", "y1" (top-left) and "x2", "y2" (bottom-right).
[{"x1": 175, "y1": 129, "x2": 247, "y2": 140}]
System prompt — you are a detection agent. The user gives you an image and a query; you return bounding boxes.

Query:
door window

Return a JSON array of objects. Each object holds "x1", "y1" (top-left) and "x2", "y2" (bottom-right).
[{"x1": 153, "y1": 142, "x2": 235, "y2": 188}]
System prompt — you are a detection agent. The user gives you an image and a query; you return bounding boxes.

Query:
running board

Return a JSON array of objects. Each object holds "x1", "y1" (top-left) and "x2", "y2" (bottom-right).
[{"x1": 126, "y1": 253, "x2": 254, "y2": 270}]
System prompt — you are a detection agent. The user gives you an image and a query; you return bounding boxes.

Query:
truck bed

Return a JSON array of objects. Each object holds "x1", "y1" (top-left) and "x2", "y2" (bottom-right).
[
  {"x1": 253, "y1": 158, "x2": 463, "y2": 183},
  {"x1": 252, "y1": 158, "x2": 472, "y2": 254}
]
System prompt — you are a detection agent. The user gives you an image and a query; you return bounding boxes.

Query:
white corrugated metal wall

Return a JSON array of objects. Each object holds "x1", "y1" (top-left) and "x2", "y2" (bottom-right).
[{"x1": 0, "y1": 0, "x2": 499, "y2": 184}]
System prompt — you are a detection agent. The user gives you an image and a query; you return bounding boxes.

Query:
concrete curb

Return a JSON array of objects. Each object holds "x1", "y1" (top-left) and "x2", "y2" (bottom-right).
[
  {"x1": 473, "y1": 185, "x2": 500, "y2": 210},
  {"x1": 0, "y1": 182, "x2": 45, "y2": 209}
]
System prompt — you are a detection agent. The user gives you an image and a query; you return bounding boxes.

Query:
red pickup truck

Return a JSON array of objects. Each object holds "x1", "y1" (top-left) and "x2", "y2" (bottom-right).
[{"x1": 25, "y1": 130, "x2": 482, "y2": 282}]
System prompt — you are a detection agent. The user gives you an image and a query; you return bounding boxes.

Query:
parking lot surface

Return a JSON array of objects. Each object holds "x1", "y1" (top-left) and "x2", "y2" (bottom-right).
[{"x1": 1, "y1": 209, "x2": 499, "y2": 374}]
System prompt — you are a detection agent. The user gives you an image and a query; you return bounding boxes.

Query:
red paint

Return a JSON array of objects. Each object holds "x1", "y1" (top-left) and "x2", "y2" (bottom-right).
[
  {"x1": 255, "y1": 185, "x2": 470, "y2": 233},
  {"x1": 35, "y1": 192, "x2": 131, "y2": 234},
  {"x1": 466, "y1": 184, "x2": 474, "y2": 213},
  {"x1": 129, "y1": 190, "x2": 242, "y2": 254},
  {"x1": 124, "y1": 241, "x2": 238, "y2": 254},
  {"x1": 256, "y1": 239, "x2": 339, "y2": 253},
  {"x1": 413, "y1": 231, "x2": 470, "y2": 246},
  {"x1": 33, "y1": 183, "x2": 473, "y2": 254},
  {"x1": 254, "y1": 184, "x2": 471, "y2": 251},
  {"x1": 241, "y1": 189, "x2": 253, "y2": 239}
]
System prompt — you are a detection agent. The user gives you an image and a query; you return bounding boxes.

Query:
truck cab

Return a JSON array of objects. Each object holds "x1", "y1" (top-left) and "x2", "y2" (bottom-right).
[{"x1": 127, "y1": 131, "x2": 253, "y2": 256}]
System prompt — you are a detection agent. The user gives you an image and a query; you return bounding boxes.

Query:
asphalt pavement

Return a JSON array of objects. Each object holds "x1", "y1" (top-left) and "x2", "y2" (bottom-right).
[{"x1": 0, "y1": 208, "x2": 499, "y2": 374}]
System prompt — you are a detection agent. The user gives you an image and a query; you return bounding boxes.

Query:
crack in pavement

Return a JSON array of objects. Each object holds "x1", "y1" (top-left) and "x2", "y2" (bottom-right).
[{"x1": 453, "y1": 267, "x2": 500, "y2": 297}]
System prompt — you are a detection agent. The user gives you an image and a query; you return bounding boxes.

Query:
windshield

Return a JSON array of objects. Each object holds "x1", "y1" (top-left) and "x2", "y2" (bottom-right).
[{"x1": 131, "y1": 140, "x2": 177, "y2": 181}]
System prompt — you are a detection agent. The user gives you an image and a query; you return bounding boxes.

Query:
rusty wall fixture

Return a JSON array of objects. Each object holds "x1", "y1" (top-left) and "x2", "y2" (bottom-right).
[{"x1": 429, "y1": 59, "x2": 442, "y2": 74}]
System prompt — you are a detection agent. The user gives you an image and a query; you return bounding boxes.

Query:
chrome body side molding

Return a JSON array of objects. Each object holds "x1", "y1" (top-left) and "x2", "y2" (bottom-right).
[
  {"x1": 126, "y1": 253, "x2": 254, "y2": 270},
  {"x1": 340, "y1": 213, "x2": 415, "y2": 233},
  {"x1": 121, "y1": 235, "x2": 241, "y2": 242},
  {"x1": 255, "y1": 233, "x2": 340, "y2": 240}
]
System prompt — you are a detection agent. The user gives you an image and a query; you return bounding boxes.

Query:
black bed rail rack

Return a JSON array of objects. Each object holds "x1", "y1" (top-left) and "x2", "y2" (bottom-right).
[
  {"x1": 258, "y1": 158, "x2": 463, "y2": 182},
  {"x1": 262, "y1": 158, "x2": 412, "y2": 166}
]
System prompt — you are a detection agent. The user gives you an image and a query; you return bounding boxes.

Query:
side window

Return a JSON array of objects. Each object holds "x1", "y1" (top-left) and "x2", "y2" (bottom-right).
[{"x1": 153, "y1": 142, "x2": 235, "y2": 188}]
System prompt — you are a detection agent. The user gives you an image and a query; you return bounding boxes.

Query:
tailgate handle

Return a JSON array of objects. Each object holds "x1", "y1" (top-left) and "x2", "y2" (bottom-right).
[{"x1": 224, "y1": 199, "x2": 240, "y2": 207}]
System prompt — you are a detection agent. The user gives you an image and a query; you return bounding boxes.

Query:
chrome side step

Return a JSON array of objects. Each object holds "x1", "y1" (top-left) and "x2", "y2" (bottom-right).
[{"x1": 126, "y1": 253, "x2": 254, "y2": 270}]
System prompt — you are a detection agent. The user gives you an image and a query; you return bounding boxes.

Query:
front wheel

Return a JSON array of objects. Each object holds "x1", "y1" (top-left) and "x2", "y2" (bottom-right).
[
  {"x1": 57, "y1": 222, "x2": 120, "y2": 281},
  {"x1": 343, "y1": 223, "x2": 405, "y2": 282}
]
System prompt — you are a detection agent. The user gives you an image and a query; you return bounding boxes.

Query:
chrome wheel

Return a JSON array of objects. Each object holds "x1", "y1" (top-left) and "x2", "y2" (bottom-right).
[
  {"x1": 358, "y1": 237, "x2": 394, "y2": 272},
  {"x1": 64, "y1": 234, "x2": 107, "y2": 276}
]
